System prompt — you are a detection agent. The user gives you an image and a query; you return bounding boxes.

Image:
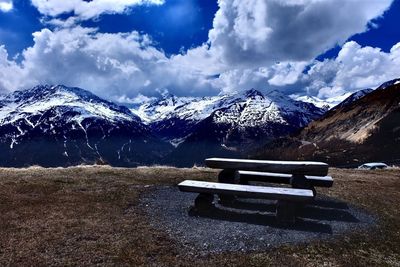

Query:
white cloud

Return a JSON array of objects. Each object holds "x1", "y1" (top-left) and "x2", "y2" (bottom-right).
[
  {"x1": 0, "y1": 46, "x2": 31, "y2": 94},
  {"x1": 0, "y1": 26, "x2": 217, "y2": 100},
  {"x1": 268, "y1": 61, "x2": 308, "y2": 86},
  {"x1": 304, "y1": 41, "x2": 400, "y2": 98},
  {"x1": 167, "y1": 0, "x2": 394, "y2": 94},
  {"x1": 213, "y1": 68, "x2": 269, "y2": 94},
  {"x1": 31, "y1": 0, "x2": 164, "y2": 20},
  {"x1": 206, "y1": 0, "x2": 392, "y2": 68},
  {"x1": 0, "y1": 0, "x2": 12, "y2": 12},
  {"x1": 117, "y1": 93, "x2": 156, "y2": 105},
  {"x1": 0, "y1": 0, "x2": 397, "y2": 101}
]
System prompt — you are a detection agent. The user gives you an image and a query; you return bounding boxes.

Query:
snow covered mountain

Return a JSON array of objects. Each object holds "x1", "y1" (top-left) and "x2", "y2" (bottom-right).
[
  {"x1": 376, "y1": 78, "x2": 400, "y2": 90},
  {"x1": 131, "y1": 91, "x2": 255, "y2": 145},
  {"x1": 333, "y1": 88, "x2": 373, "y2": 110},
  {"x1": 0, "y1": 85, "x2": 172, "y2": 167},
  {"x1": 142, "y1": 89, "x2": 327, "y2": 166},
  {"x1": 132, "y1": 89, "x2": 326, "y2": 147},
  {"x1": 132, "y1": 94, "x2": 216, "y2": 145},
  {"x1": 290, "y1": 95, "x2": 330, "y2": 110},
  {"x1": 290, "y1": 92, "x2": 361, "y2": 111},
  {"x1": 0, "y1": 85, "x2": 327, "y2": 167}
]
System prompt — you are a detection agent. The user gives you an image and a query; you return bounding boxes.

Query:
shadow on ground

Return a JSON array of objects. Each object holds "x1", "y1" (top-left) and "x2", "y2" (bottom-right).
[
  {"x1": 141, "y1": 186, "x2": 375, "y2": 253},
  {"x1": 192, "y1": 197, "x2": 359, "y2": 235}
]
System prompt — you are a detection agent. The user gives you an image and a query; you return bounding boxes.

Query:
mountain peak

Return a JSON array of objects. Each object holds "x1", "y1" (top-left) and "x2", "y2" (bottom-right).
[
  {"x1": 12, "y1": 84, "x2": 97, "y2": 102},
  {"x1": 244, "y1": 88, "x2": 264, "y2": 98},
  {"x1": 154, "y1": 91, "x2": 181, "y2": 107},
  {"x1": 161, "y1": 91, "x2": 174, "y2": 98},
  {"x1": 334, "y1": 88, "x2": 374, "y2": 110},
  {"x1": 376, "y1": 78, "x2": 400, "y2": 90},
  {"x1": 1, "y1": 84, "x2": 138, "y2": 123}
]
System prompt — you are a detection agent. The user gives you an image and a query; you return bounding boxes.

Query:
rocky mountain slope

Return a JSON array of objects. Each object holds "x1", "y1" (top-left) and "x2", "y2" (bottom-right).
[
  {"x1": 155, "y1": 89, "x2": 326, "y2": 166},
  {"x1": 132, "y1": 92, "x2": 247, "y2": 145},
  {"x1": 255, "y1": 80, "x2": 400, "y2": 167},
  {"x1": 133, "y1": 89, "x2": 325, "y2": 143},
  {"x1": 0, "y1": 85, "x2": 172, "y2": 167}
]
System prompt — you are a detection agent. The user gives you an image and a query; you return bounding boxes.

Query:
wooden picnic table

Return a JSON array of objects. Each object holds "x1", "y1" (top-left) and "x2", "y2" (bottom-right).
[{"x1": 178, "y1": 157, "x2": 333, "y2": 224}]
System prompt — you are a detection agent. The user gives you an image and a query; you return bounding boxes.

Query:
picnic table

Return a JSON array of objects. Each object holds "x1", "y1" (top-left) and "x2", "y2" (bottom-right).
[{"x1": 178, "y1": 157, "x2": 333, "y2": 224}]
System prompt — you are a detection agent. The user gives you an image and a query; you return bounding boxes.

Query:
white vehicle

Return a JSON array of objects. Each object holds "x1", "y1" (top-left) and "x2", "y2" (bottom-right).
[{"x1": 358, "y1": 162, "x2": 389, "y2": 170}]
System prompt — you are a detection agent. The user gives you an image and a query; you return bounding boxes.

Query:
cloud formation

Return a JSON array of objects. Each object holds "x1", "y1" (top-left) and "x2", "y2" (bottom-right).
[
  {"x1": 304, "y1": 41, "x2": 400, "y2": 98},
  {"x1": 0, "y1": 26, "x2": 217, "y2": 100},
  {"x1": 173, "y1": 0, "x2": 395, "y2": 94},
  {"x1": 207, "y1": 0, "x2": 392, "y2": 67},
  {"x1": 0, "y1": 0, "x2": 12, "y2": 12},
  {"x1": 31, "y1": 0, "x2": 164, "y2": 20},
  {"x1": 0, "y1": 46, "x2": 29, "y2": 92},
  {"x1": 0, "y1": 0, "x2": 398, "y2": 101}
]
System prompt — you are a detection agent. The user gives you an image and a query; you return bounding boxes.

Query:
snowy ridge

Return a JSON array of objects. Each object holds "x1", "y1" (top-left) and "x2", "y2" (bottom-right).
[
  {"x1": 290, "y1": 94, "x2": 350, "y2": 110},
  {"x1": 376, "y1": 78, "x2": 400, "y2": 90},
  {"x1": 334, "y1": 88, "x2": 373, "y2": 110},
  {"x1": 131, "y1": 92, "x2": 243, "y2": 124},
  {"x1": 0, "y1": 85, "x2": 139, "y2": 125},
  {"x1": 0, "y1": 85, "x2": 171, "y2": 167},
  {"x1": 131, "y1": 89, "x2": 326, "y2": 149},
  {"x1": 212, "y1": 90, "x2": 286, "y2": 126},
  {"x1": 132, "y1": 89, "x2": 325, "y2": 128}
]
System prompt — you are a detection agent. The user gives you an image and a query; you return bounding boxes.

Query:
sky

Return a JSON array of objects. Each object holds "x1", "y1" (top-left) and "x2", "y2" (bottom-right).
[{"x1": 0, "y1": 0, "x2": 399, "y2": 102}]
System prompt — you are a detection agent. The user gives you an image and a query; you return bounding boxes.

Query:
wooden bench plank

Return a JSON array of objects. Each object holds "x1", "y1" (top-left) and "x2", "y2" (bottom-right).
[
  {"x1": 304, "y1": 175, "x2": 334, "y2": 187},
  {"x1": 238, "y1": 171, "x2": 333, "y2": 187},
  {"x1": 178, "y1": 180, "x2": 314, "y2": 202},
  {"x1": 238, "y1": 170, "x2": 291, "y2": 184},
  {"x1": 205, "y1": 158, "x2": 329, "y2": 176}
]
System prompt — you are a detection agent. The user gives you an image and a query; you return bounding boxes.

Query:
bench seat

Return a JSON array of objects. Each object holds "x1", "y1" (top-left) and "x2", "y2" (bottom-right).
[
  {"x1": 238, "y1": 170, "x2": 333, "y2": 188},
  {"x1": 178, "y1": 180, "x2": 314, "y2": 224},
  {"x1": 205, "y1": 158, "x2": 329, "y2": 176},
  {"x1": 178, "y1": 180, "x2": 314, "y2": 202}
]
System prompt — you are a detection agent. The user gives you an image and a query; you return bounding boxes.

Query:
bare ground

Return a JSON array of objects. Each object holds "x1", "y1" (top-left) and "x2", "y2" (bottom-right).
[{"x1": 0, "y1": 166, "x2": 399, "y2": 266}]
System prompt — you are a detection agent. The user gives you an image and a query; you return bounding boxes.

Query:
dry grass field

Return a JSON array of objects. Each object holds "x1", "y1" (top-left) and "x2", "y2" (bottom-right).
[{"x1": 0, "y1": 166, "x2": 399, "y2": 266}]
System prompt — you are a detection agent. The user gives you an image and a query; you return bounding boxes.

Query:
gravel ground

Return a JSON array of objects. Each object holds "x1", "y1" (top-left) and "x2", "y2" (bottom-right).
[{"x1": 141, "y1": 186, "x2": 376, "y2": 254}]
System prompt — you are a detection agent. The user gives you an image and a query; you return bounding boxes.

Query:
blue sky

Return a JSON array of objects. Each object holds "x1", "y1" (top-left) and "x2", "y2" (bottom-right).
[
  {"x1": 317, "y1": 0, "x2": 400, "y2": 60},
  {"x1": 0, "y1": 0, "x2": 399, "y2": 101},
  {"x1": 1, "y1": 0, "x2": 219, "y2": 57}
]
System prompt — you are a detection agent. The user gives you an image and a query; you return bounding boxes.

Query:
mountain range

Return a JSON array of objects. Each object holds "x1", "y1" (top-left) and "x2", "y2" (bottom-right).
[
  {"x1": 148, "y1": 89, "x2": 326, "y2": 166},
  {"x1": 133, "y1": 89, "x2": 325, "y2": 146},
  {"x1": 0, "y1": 85, "x2": 326, "y2": 167},
  {"x1": 0, "y1": 78, "x2": 398, "y2": 167}
]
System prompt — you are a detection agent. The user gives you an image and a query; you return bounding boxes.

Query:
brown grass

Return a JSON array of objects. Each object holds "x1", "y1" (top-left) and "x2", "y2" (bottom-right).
[{"x1": 0, "y1": 166, "x2": 399, "y2": 266}]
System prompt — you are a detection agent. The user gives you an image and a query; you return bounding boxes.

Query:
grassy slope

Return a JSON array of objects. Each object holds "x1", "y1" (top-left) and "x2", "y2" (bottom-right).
[{"x1": 0, "y1": 166, "x2": 399, "y2": 266}]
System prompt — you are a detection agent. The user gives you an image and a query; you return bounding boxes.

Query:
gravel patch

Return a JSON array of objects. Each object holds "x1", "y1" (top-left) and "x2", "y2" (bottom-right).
[{"x1": 141, "y1": 186, "x2": 376, "y2": 253}]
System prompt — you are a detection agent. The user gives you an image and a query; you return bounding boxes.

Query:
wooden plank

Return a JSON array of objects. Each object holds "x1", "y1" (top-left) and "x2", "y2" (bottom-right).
[
  {"x1": 205, "y1": 158, "x2": 329, "y2": 176},
  {"x1": 238, "y1": 171, "x2": 333, "y2": 187},
  {"x1": 306, "y1": 175, "x2": 334, "y2": 187},
  {"x1": 178, "y1": 180, "x2": 314, "y2": 202},
  {"x1": 238, "y1": 170, "x2": 292, "y2": 184}
]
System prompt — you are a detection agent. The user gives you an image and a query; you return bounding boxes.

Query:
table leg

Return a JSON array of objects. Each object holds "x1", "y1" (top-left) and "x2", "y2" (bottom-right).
[
  {"x1": 191, "y1": 193, "x2": 214, "y2": 213},
  {"x1": 276, "y1": 200, "x2": 297, "y2": 225},
  {"x1": 291, "y1": 174, "x2": 316, "y2": 198},
  {"x1": 217, "y1": 169, "x2": 237, "y2": 205}
]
